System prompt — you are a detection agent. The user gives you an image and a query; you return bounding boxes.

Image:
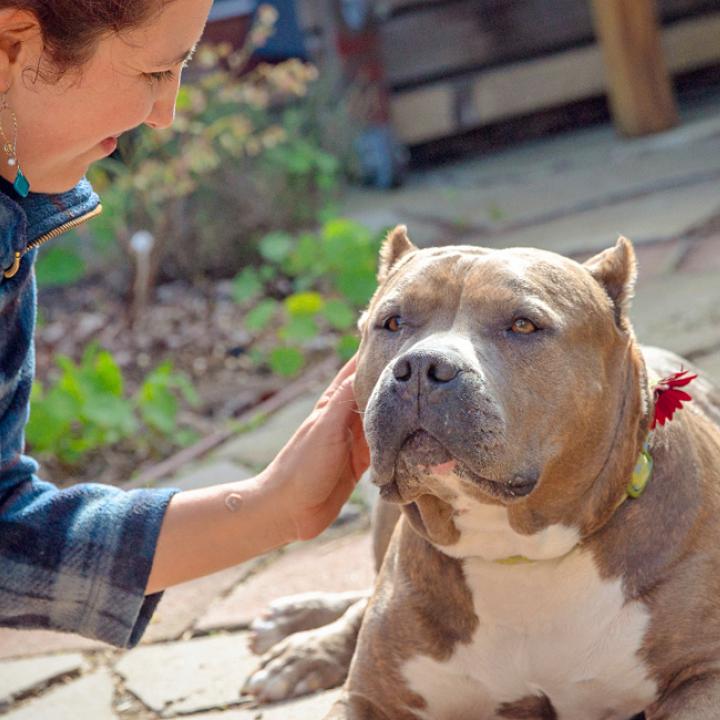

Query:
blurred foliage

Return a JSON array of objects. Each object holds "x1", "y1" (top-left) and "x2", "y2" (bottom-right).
[
  {"x1": 232, "y1": 218, "x2": 384, "y2": 376},
  {"x1": 27, "y1": 344, "x2": 199, "y2": 466},
  {"x1": 35, "y1": 247, "x2": 86, "y2": 287},
  {"x1": 82, "y1": 11, "x2": 355, "y2": 284}
]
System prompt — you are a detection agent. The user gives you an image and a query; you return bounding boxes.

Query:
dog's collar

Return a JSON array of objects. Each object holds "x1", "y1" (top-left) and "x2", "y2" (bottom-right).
[{"x1": 494, "y1": 437, "x2": 653, "y2": 566}]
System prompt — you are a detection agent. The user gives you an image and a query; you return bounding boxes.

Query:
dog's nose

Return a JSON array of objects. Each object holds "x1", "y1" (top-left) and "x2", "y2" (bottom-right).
[{"x1": 393, "y1": 350, "x2": 461, "y2": 385}]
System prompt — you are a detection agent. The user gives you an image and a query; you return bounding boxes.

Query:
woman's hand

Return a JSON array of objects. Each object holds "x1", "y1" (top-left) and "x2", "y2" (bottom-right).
[
  {"x1": 261, "y1": 356, "x2": 371, "y2": 541},
  {"x1": 146, "y1": 356, "x2": 370, "y2": 594}
]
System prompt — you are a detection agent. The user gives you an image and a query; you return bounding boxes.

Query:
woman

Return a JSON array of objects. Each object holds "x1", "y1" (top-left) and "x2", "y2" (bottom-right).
[{"x1": 0, "y1": 0, "x2": 369, "y2": 648}]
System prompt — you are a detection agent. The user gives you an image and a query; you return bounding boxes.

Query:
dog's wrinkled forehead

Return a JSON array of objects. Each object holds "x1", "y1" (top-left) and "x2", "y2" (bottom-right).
[{"x1": 371, "y1": 245, "x2": 601, "y2": 326}]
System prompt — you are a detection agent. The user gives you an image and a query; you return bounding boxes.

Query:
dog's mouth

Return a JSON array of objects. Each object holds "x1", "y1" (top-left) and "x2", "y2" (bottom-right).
[{"x1": 376, "y1": 429, "x2": 538, "y2": 504}]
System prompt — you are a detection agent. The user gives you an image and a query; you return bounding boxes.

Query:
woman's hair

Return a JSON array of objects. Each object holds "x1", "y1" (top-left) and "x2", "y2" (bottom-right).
[{"x1": 0, "y1": 0, "x2": 165, "y2": 77}]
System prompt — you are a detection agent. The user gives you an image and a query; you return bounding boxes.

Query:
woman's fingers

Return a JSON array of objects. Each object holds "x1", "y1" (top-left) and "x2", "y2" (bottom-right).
[{"x1": 315, "y1": 356, "x2": 358, "y2": 410}]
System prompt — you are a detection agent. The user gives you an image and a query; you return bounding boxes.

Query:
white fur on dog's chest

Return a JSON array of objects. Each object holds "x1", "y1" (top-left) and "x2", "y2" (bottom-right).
[{"x1": 400, "y1": 549, "x2": 657, "y2": 720}]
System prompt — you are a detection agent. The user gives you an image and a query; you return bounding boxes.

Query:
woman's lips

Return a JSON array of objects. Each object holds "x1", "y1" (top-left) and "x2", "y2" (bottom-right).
[{"x1": 100, "y1": 136, "x2": 118, "y2": 155}]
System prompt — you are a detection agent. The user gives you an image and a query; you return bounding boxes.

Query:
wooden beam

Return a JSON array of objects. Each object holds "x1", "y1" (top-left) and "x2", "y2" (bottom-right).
[
  {"x1": 390, "y1": 11, "x2": 720, "y2": 144},
  {"x1": 590, "y1": 0, "x2": 678, "y2": 136}
]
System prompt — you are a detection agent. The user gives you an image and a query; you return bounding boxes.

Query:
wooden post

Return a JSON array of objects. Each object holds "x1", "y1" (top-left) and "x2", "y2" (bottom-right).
[{"x1": 590, "y1": 0, "x2": 678, "y2": 136}]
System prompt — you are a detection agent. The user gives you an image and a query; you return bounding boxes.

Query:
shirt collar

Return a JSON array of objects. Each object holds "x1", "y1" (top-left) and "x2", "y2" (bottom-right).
[{"x1": 0, "y1": 176, "x2": 101, "y2": 270}]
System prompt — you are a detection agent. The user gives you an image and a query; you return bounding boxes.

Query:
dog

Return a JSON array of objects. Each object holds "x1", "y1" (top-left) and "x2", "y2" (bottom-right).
[{"x1": 245, "y1": 228, "x2": 720, "y2": 720}]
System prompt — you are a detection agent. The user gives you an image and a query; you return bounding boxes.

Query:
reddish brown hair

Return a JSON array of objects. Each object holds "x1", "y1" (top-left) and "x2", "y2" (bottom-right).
[{"x1": 0, "y1": 0, "x2": 165, "y2": 76}]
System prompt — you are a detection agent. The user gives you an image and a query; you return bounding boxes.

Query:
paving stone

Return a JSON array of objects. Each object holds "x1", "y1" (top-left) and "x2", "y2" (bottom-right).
[
  {"x1": 142, "y1": 560, "x2": 263, "y2": 644},
  {"x1": 570, "y1": 238, "x2": 687, "y2": 285},
  {"x1": 196, "y1": 531, "x2": 374, "y2": 633},
  {"x1": 115, "y1": 631, "x2": 256, "y2": 716},
  {"x1": 472, "y1": 183, "x2": 720, "y2": 257},
  {"x1": 163, "y1": 460, "x2": 254, "y2": 492},
  {"x1": 0, "y1": 653, "x2": 85, "y2": 706},
  {"x1": 678, "y1": 233, "x2": 720, "y2": 274},
  {"x1": 214, "y1": 394, "x2": 319, "y2": 470},
  {"x1": 630, "y1": 239, "x2": 688, "y2": 286},
  {"x1": 190, "y1": 688, "x2": 342, "y2": 719},
  {"x1": 631, "y1": 271, "x2": 720, "y2": 359},
  {"x1": 341, "y1": 126, "x2": 720, "y2": 246},
  {"x1": 3, "y1": 670, "x2": 117, "y2": 720},
  {"x1": 0, "y1": 628, "x2": 106, "y2": 661}
]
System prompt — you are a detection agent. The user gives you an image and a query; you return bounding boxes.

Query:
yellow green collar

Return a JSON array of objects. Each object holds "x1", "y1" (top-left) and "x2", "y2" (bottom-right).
[{"x1": 494, "y1": 436, "x2": 653, "y2": 566}]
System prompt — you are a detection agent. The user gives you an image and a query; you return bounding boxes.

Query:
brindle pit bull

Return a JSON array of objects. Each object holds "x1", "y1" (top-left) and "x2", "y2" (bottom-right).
[{"x1": 244, "y1": 229, "x2": 720, "y2": 720}]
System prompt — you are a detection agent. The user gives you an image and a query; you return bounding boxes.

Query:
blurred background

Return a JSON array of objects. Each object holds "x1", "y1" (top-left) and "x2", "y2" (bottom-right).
[{"x1": 28, "y1": 0, "x2": 720, "y2": 489}]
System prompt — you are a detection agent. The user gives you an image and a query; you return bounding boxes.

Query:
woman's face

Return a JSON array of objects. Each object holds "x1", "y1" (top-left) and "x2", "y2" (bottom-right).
[{"x1": 0, "y1": 0, "x2": 213, "y2": 194}]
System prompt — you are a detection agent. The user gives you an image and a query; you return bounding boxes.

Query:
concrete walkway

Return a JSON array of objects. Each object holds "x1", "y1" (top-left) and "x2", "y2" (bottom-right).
[{"x1": 2, "y1": 97, "x2": 720, "y2": 718}]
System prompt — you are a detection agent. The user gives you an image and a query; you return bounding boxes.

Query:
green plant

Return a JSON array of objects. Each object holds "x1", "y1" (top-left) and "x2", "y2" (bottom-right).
[
  {"x1": 34, "y1": 247, "x2": 86, "y2": 288},
  {"x1": 137, "y1": 361, "x2": 200, "y2": 444},
  {"x1": 232, "y1": 218, "x2": 384, "y2": 376},
  {"x1": 27, "y1": 344, "x2": 199, "y2": 466},
  {"x1": 85, "y1": 27, "x2": 353, "y2": 287}
]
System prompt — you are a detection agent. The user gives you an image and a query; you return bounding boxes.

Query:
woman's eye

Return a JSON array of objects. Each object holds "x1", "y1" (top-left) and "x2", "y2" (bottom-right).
[
  {"x1": 510, "y1": 317, "x2": 538, "y2": 334},
  {"x1": 146, "y1": 69, "x2": 176, "y2": 83},
  {"x1": 383, "y1": 315, "x2": 403, "y2": 332}
]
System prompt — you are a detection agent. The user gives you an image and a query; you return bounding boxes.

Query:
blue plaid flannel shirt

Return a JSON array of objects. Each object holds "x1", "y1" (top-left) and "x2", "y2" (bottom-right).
[{"x1": 0, "y1": 177, "x2": 178, "y2": 648}]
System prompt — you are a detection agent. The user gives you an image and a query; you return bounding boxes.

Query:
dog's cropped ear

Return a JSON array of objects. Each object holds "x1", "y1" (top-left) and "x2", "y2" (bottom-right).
[
  {"x1": 378, "y1": 225, "x2": 417, "y2": 283},
  {"x1": 583, "y1": 236, "x2": 637, "y2": 330}
]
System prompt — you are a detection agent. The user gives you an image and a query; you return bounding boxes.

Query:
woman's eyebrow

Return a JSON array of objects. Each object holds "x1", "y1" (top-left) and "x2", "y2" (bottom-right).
[{"x1": 154, "y1": 44, "x2": 197, "y2": 67}]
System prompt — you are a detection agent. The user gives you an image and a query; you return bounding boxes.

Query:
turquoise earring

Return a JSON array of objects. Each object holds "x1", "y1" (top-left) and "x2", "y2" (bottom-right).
[{"x1": 0, "y1": 94, "x2": 30, "y2": 197}]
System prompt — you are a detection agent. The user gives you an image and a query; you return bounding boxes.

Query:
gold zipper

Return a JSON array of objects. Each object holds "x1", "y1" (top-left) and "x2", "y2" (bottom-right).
[{"x1": 3, "y1": 204, "x2": 103, "y2": 280}]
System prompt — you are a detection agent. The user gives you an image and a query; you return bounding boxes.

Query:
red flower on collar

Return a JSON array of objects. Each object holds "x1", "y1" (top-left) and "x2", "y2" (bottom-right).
[{"x1": 652, "y1": 369, "x2": 697, "y2": 429}]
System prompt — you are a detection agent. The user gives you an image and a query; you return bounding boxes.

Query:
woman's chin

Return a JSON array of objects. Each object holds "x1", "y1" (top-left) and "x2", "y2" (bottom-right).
[{"x1": 23, "y1": 169, "x2": 89, "y2": 195}]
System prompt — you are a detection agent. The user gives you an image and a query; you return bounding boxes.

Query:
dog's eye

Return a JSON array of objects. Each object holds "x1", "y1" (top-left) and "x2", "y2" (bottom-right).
[
  {"x1": 510, "y1": 317, "x2": 537, "y2": 334},
  {"x1": 383, "y1": 315, "x2": 403, "y2": 332}
]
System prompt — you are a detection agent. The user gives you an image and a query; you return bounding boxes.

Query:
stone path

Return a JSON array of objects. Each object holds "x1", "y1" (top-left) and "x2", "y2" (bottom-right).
[{"x1": 2, "y1": 99, "x2": 720, "y2": 718}]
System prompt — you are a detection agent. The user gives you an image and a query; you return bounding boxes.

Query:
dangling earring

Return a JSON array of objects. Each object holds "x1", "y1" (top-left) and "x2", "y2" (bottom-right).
[{"x1": 0, "y1": 93, "x2": 30, "y2": 197}]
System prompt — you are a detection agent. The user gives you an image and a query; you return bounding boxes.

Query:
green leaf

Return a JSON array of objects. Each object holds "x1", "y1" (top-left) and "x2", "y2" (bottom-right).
[
  {"x1": 284, "y1": 291, "x2": 324, "y2": 317},
  {"x1": 259, "y1": 265, "x2": 277, "y2": 281},
  {"x1": 323, "y1": 299, "x2": 356, "y2": 330},
  {"x1": 27, "y1": 389, "x2": 76, "y2": 452},
  {"x1": 35, "y1": 248, "x2": 86, "y2": 287},
  {"x1": 92, "y1": 350, "x2": 124, "y2": 397},
  {"x1": 337, "y1": 334, "x2": 360, "y2": 361},
  {"x1": 279, "y1": 315, "x2": 318, "y2": 343},
  {"x1": 175, "y1": 85, "x2": 192, "y2": 111},
  {"x1": 259, "y1": 232, "x2": 294, "y2": 263},
  {"x1": 232, "y1": 267, "x2": 263, "y2": 304},
  {"x1": 285, "y1": 233, "x2": 320, "y2": 276},
  {"x1": 336, "y1": 267, "x2": 377, "y2": 306},
  {"x1": 245, "y1": 298, "x2": 279, "y2": 332},
  {"x1": 56, "y1": 356, "x2": 85, "y2": 403},
  {"x1": 140, "y1": 386, "x2": 178, "y2": 435},
  {"x1": 169, "y1": 373, "x2": 200, "y2": 407},
  {"x1": 269, "y1": 347, "x2": 304, "y2": 377},
  {"x1": 83, "y1": 395, "x2": 138, "y2": 437}
]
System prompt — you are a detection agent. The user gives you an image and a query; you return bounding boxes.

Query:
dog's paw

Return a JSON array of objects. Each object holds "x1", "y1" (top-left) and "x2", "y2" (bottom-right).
[
  {"x1": 248, "y1": 590, "x2": 367, "y2": 655},
  {"x1": 242, "y1": 624, "x2": 352, "y2": 703}
]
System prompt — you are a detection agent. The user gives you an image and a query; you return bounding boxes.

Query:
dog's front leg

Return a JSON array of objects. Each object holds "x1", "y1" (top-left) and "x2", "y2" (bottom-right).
[{"x1": 646, "y1": 674, "x2": 720, "y2": 719}]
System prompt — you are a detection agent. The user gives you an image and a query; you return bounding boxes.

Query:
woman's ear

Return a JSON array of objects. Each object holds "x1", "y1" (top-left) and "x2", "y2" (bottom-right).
[{"x1": 0, "y1": 9, "x2": 44, "y2": 91}]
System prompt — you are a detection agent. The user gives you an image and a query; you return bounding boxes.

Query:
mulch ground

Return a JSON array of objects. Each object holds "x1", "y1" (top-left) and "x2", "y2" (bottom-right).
[{"x1": 33, "y1": 276, "x2": 304, "y2": 488}]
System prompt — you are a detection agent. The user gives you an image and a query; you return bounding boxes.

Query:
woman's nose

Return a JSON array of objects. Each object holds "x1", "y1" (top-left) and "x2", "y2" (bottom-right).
[{"x1": 144, "y1": 80, "x2": 180, "y2": 130}]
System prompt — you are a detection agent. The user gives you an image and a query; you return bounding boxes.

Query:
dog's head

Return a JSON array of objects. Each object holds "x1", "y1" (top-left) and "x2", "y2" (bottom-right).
[{"x1": 355, "y1": 227, "x2": 650, "y2": 557}]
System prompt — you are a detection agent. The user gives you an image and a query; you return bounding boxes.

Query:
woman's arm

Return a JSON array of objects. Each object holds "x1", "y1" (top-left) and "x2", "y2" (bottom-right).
[{"x1": 145, "y1": 358, "x2": 370, "y2": 594}]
